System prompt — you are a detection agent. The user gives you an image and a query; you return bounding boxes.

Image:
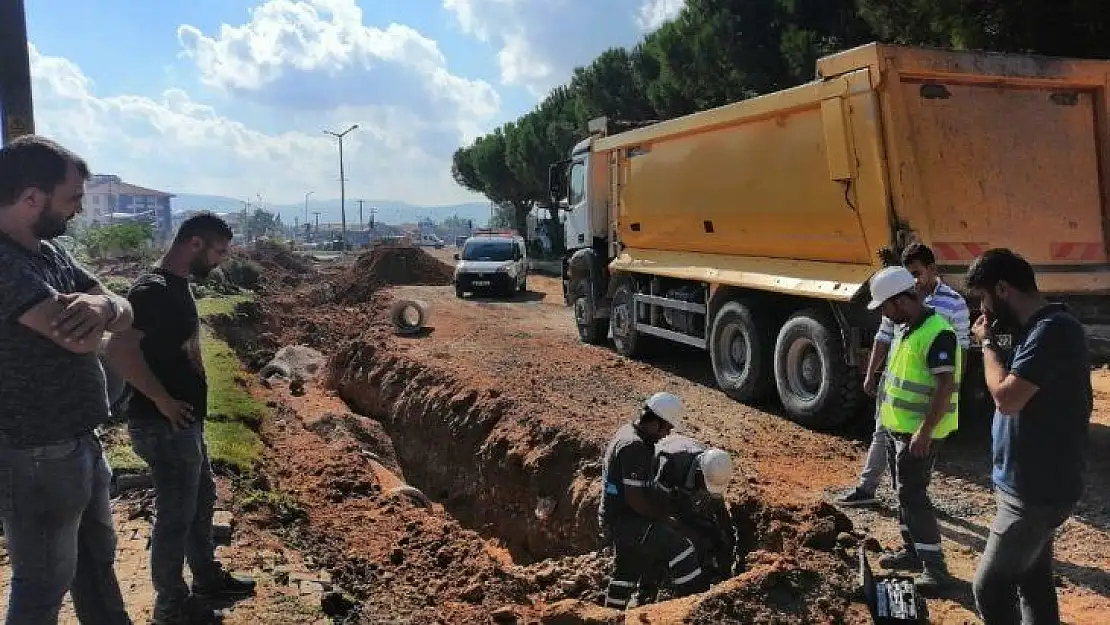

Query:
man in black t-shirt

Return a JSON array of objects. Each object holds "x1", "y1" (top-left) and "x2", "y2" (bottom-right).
[
  {"x1": 107, "y1": 213, "x2": 255, "y2": 624},
  {"x1": 966, "y1": 249, "x2": 1092, "y2": 625}
]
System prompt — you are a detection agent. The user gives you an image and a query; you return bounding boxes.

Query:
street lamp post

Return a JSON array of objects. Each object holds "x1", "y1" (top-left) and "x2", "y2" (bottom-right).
[{"x1": 324, "y1": 124, "x2": 358, "y2": 250}]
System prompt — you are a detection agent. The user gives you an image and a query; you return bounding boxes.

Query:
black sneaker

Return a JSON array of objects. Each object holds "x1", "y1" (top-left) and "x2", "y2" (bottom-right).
[
  {"x1": 835, "y1": 487, "x2": 878, "y2": 507},
  {"x1": 151, "y1": 596, "x2": 222, "y2": 624},
  {"x1": 916, "y1": 564, "x2": 954, "y2": 595},
  {"x1": 191, "y1": 563, "x2": 257, "y2": 601}
]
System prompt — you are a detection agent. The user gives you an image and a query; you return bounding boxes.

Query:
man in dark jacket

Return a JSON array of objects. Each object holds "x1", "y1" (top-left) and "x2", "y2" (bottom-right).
[{"x1": 599, "y1": 392, "x2": 707, "y2": 610}]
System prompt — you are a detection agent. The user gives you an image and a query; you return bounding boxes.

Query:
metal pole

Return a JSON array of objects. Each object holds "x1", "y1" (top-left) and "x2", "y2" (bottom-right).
[
  {"x1": 0, "y1": 0, "x2": 35, "y2": 144},
  {"x1": 324, "y1": 124, "x2": 357, "y2": 252}
]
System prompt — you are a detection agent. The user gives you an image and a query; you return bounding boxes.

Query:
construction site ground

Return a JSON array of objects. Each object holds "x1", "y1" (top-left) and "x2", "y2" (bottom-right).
[{"x1": 2, "y1": 245, "x2": 1108, "y2": 624}]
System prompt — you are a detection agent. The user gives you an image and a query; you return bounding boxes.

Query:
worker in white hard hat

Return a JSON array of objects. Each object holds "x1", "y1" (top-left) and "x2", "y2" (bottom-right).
[
  {"x1": 598, "y1": 393, "x2": 707, "y2": 610},
  {"x1": 866, "y1": 265, "x2": 960, "y2": 593},
  {"x1": 634, "y1": 435, "x2": 738, "y2": 604}
]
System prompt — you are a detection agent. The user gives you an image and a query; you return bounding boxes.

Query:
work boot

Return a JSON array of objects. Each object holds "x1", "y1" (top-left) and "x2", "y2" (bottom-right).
[
  {"x1": 151, "y1": 596, "x2": 222, "y2": 624},
  {"x1": 915, "y1": 564, "x2": 953, "y2": 595},
  {"x1": 878, "y1": 549, "x2": 920, "y2": 571},
  {"x1": 835, "y1": 487, "x2": 878, "y2": 507},
  {"x1": 191, "y1": 563, "x2": 257, "y2": 602}
]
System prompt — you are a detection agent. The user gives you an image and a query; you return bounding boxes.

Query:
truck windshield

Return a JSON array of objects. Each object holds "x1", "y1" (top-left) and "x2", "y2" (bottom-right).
[{"x1": 462, "y1": 241, "x2": 516, "y2": 261}]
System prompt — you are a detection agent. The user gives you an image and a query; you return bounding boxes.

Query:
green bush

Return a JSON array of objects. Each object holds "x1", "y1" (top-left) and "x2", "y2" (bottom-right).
[
  {"x1": 101, "y1": 276, "x2": 132, "y2": 296},
  {"x1": 221, "y1": 257, "x2": 263, "y2": 291}
]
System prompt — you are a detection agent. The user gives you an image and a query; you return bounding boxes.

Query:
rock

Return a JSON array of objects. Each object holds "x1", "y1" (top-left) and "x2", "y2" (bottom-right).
[
  {"x1": 836, "y1": 532, "x2": 859, "y2": 548},
  {"x1": 273, "y1": 566, "x2": 291, "y2": 586},
  {"x1": 862, "y1": 536, "x2": 882, "y2": 552},
  {"x1": 299, "y1": 581, "x2": 325, "y2": 597},
  {"x1": 490, "y1": 606, "x2": 519, "y2": 623},
  {"x1": 114, "y1": 472, "x2": 153, "y2": 493},
  {"x1": 212, "y1": 510, "x2": 234, "y2": 544}
]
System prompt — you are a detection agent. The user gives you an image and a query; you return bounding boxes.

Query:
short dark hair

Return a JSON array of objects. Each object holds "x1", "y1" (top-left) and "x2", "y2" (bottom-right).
[
  {"x1": 876, "y1": 246, "x2": 899, "y2": 267},
  {"x1": 173, "y1": 212, "x2": 233, "y2": 245},
  {"x1": 901, "y1": 242, "x2": 936, "y2": 267},
  {"x1": 0, "y1": 135, "x2": 91, "y2": 206},
  {"x1": 965, "y1": 248, "x2": 1037, "y2": 294}
]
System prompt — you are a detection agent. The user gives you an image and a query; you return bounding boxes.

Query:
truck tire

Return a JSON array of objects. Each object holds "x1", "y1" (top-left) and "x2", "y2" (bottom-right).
[
  {"x1": 772, "y1": 309, "x2": 859, "y2": 430},
  {"x1": 610, "y1": 281, "x2": 644, "y2": 357},
  {"x1": 709, "y1": 300, "x2": 775, "y2": 402},
  {"x1": 573, "y1": 281, "x2": 608, "y2": 345}
]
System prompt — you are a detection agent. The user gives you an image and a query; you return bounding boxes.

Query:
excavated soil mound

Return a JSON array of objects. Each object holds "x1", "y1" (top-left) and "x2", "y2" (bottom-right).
[
  {"x1": 336, "y1": 246, "x2": 454, "y2": 303},
  {"x1": 245, "y1": 241, "x2": 315, "y2": 280}
]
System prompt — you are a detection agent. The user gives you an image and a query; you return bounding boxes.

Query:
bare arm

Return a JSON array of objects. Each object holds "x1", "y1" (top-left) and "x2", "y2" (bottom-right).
[
  {"x1": 983, "y1": 344, "x2": 1039, "y2": 415},
  {"x1": 18, "y1": 294, "x2": 103, "y2": 354},
  {"x1": 104, "y1": 329, "x2": 171, "y2": 405},
  {"x1": 86, "y1": 284, "x2": 134, "y2": 332}
]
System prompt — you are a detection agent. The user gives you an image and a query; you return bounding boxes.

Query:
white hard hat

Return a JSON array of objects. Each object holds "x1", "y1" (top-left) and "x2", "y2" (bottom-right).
[
  {"x1": 698, "y1": 449, "x2": 732, "y2": 496},
  {"x1": 643, "y1": 392, "x2": 684, "y2": 430},
  {"x1": 867, "y1": 266, "x2": 917, "y2": 310}
]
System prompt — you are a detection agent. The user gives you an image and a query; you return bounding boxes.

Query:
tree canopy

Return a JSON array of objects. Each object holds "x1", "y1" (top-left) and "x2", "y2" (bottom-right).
[{"x1": 451, "y1": 0, "x2": 1110, "y2": 245}]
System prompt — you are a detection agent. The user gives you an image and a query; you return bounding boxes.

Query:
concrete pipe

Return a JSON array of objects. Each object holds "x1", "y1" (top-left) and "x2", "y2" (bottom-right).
[{"x1": 390, "y1": 299, "x2": 430, "y2": 335}]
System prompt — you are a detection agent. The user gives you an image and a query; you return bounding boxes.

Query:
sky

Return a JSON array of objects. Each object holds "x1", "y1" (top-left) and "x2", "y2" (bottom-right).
[{"x1": 24, "y1": 0, "x2": 686, "y2": 207}]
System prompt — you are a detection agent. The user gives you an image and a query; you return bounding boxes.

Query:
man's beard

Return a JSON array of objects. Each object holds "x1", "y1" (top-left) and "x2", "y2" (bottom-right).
[
  {"x1": 991, "y1": 298, "x2": 1021, "y2": 333},
  {"x1": 32, "y1": 201, "x2": 68, "y2": 239},
  {"x1": 189, "y1": 256, "x2": 216, "y2": 279}
]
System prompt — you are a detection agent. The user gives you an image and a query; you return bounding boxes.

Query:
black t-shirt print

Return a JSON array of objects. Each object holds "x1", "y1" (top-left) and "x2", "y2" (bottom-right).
[{"x1": 123, "y1": 269, "x2": 208, "y2": 422}]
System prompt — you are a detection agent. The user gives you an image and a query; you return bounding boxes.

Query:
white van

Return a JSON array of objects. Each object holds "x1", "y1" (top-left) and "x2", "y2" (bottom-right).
[{"x1": 453, "y1": 231, "x2": 528, "y2": 297}]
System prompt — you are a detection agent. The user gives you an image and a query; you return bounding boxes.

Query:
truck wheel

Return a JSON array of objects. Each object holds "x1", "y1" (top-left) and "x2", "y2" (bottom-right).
[
  {"x1": 709, "y1": 300, "x2": 775, "y2": 402},
  {"x1": 455, "y1": 285, "x2": 465, "y2": 298},
  {"x1": 610, "y1": 282, "x2": 644, "y2": 357},
  {"x1": 772, "y1": 309, "x2": 859, "y2": 430},
  {"x1": 573, "y1": 282, "x2": 608, "y2": 345}
]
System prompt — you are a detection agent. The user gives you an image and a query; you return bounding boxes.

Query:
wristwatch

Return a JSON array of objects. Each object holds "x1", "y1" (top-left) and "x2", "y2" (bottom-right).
[{"x1": 104, "y1": 296, "x2": 120, "y2": 325}]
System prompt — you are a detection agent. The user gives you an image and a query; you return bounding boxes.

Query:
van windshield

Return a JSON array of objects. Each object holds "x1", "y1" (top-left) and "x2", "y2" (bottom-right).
[{"x1": 462, "y1": 240, "x2": 516, "y2": 262}]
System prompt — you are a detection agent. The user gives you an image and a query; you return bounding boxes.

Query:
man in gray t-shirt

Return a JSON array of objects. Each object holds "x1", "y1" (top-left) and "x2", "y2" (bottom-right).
[{"x1": 0, "y1": 135, "x2": 134, "y2": 625}]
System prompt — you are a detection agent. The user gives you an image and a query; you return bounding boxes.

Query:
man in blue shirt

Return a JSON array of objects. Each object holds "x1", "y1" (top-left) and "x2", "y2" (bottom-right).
[{"x1": 966, "y1": 249, "x2": 1091, "y2": 625}]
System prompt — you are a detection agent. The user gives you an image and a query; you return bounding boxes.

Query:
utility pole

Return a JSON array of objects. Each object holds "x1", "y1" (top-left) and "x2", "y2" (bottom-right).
[
  {"x1": 324, "y1": 124, "x2": 358, "y2": 250},
  {"x1": 0, "y1": 0, "x2": 35, "y2": 144}
]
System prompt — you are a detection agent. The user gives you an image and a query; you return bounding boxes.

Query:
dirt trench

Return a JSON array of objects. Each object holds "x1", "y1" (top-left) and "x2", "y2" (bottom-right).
[{"x1": 210, "y1": 253, "x2": 868, "y2": 622}]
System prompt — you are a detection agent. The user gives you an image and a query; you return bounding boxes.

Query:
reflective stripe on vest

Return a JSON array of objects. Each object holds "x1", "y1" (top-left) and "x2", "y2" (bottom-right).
[{"x1": 879, "y1": 313, "x2": 961, "y2": 439}]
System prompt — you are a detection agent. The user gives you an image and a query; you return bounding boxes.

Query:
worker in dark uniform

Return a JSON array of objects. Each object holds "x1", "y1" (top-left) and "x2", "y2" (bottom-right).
[
  {"x1": 599, "y1": 392, "x2": 707, "y2": 610},
  {"x1": 652, "y1": 435, "x2": 736, "y2": 584}
]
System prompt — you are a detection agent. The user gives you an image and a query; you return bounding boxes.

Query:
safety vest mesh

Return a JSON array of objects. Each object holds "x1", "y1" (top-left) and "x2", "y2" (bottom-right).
[{"x1": 879, "y1": 313, "x2": 961, "y2": 438}]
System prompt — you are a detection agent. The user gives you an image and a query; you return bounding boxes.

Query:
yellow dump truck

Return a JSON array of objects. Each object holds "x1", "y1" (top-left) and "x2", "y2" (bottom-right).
[{"x1": 552, "y1": 42, "x2": 1110, "y2": 429}]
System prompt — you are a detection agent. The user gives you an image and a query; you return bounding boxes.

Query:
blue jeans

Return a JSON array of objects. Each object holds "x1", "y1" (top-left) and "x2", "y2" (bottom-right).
[
  {"x1": 973, "y1": 490, "x2": 1073, "y2": 625},
  {"x1": 0, "y1": 432, "x2": 130, "y2": 625},
  {"x1": 129, "y1": 420, "x2": 218, "y2": 618}
]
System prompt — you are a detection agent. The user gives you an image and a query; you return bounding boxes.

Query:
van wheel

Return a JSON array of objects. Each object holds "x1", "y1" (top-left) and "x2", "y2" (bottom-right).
[
  {"x1": 610, "y1": 281, "x2": 644, "y2": 358},
  {"x1": 455, "y1": 285, "x2": 464, "y2": 298},
  {"x1": 773, "y1": 308, "x2": 859, "y2": 430},
  {"x1": 573, "y1": 281, "x2": 608, "y2": 345},
  {"x1": 709, "y1": 300, "x2": 775, "y2": 402},
  {"x1": 520, "y1": 276, "x2": 528, "y2": 293}
]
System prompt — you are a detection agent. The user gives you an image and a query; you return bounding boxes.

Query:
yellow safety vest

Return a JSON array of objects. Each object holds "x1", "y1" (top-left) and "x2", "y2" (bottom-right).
[{"x1": 879, "y1": 313, "x2": 961, "y2": 439}]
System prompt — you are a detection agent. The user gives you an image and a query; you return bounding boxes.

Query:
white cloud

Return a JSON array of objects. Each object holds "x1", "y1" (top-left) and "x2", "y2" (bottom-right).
[
  {"x1": 178, "y1": 0, "x2": 499, "y2": 122},
  {"x1": 29, "y1": 43, "x2": 481, "y2": 207},
  {"x1": 444, "y1": 0, "x2": 686, "y2": 96},
  {"x1": 636, "y1": 0, "x2": 685, "y2": 30}
]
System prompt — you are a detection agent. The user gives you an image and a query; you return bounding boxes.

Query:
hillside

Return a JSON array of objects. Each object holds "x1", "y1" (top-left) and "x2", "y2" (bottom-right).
[{"x1": 172, "y1": 193, "x2": 491, "y2": 228}]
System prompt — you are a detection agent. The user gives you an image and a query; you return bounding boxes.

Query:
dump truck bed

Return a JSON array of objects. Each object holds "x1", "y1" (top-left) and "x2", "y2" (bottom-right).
[{"x1": 602, "y1": 43, "x2": 1110, "y2": 307}]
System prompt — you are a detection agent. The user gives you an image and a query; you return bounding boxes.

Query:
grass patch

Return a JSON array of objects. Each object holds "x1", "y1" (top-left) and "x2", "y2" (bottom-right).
[
  {"x1": 204, "y1": 420, "x2": 262, "y2": 474},
  {"x1": 202, "y1": 328, "x2": 266, "y2": 428},
  {"x1": 196, "y1": 293, "x2": 253, "y2": 319},
  {"x1": 105, "y1": 434, "x2": 147, "y2": 473}
]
